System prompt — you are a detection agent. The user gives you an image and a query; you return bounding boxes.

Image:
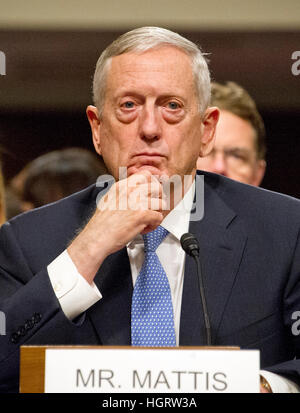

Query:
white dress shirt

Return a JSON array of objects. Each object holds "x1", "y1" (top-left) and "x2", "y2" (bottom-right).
[{"x1": 47, "y1": 182, "x2": 299, "y2": 393}]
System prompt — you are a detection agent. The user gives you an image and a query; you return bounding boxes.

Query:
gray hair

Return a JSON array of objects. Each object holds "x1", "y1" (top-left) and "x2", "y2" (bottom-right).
[{"x1": 92, "y1": 26, "x2": 211, "y2": 116}]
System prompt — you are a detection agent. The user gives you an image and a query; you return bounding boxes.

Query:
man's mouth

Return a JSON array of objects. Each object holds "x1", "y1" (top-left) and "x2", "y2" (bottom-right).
[
  {"x1": 131, "y1": 153, "x2": 166, "y2": 163},
  {"x1": 127, "y1": 154, "x2": 166, "y2": 175},
  {"x1": 134, "y1": 152, "x2": 165, "y2": 157}
]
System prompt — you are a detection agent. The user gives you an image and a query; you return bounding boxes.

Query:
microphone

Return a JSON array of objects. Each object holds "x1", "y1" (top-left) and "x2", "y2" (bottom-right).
[{"x1": 180, "y1": 233, "x2": 212, "y2": 346}]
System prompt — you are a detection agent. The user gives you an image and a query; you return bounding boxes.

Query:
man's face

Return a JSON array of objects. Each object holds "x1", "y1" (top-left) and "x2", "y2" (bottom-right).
[
  {"x1": 87, "y1": 46, "x2": 218, "y2": 181},
  {"x1": 197, "y1": 110, "x2": 266, "y2": 186}
]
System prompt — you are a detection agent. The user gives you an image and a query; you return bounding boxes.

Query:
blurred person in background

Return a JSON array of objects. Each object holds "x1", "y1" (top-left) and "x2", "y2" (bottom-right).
[
  {"x1": 0, "y1": 162, "x2": 6, "y2": 225},
  {"x1": 8, "y1": 147, "x2": 107, "y2": 213},
  {"x1": 197, "y1": 81, "x2": 266, "y2": 186},
  {"x1": 4, "y1": 188, "x2": 22, "y2": 221}
]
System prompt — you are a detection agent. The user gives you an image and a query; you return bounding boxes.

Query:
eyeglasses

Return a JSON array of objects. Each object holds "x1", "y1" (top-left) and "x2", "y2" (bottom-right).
[{"x1": 205, "y1": 147, "x2": 257, "y2": 171}]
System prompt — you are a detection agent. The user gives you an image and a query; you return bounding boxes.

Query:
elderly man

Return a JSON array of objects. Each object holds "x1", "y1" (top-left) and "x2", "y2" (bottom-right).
[
  {"x1": 0, "y1": 27, "x2": 300, "y2": 393},
  {"x1": 197, "y1": 81, "x2": 266, "y2": 186}
]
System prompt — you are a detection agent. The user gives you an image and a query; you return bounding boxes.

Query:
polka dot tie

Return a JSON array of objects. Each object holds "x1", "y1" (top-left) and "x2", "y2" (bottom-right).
[{"x1": 131, "y1": 226, "x2": 176, "y2": 347}]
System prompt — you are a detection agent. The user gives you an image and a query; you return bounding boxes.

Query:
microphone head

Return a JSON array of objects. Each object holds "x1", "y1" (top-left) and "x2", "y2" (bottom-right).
[{"x1": 180, "y1": 233, "x2": 199, "y2": 257}]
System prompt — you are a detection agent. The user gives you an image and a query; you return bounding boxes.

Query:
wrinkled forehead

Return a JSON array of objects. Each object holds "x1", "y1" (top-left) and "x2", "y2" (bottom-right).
[{"x1": 106, "y1": 47, "x2": 196, "y2": 95}]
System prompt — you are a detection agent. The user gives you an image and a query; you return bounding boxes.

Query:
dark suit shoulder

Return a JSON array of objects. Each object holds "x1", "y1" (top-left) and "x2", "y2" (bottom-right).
[
  {"x1": 199, "y1": 171, "x2": 300, "y2": 241},
  {"x1": 3, "y1": 184, "x2": 98, "y2": 255},
  {"x1": 200, "y1": 171, "x2": 300, "y2": 216}
]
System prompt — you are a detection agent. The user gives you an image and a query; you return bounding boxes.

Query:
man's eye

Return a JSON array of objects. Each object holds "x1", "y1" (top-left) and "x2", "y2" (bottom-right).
[
  {"x1": 167, "y1": 101, "x2": 180, "y2": 110},
  {"x1": 230, "y1": 151, "x2": 243, "y2": 159},
  {"x1": 226, "y1": 150, "x2": 249, "y2": 162},
  {"x1": 122, "y1": 101, "x2": 135, "y2": 109}
]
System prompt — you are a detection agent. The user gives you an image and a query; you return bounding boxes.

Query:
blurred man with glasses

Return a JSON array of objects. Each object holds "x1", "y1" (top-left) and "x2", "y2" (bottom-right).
[{"x1": 197, "y1": 81, "x2": 266, "y2": 186}]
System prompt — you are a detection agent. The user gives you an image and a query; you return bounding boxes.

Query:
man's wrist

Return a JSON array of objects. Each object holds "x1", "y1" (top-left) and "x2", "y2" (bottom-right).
[{"x1": 67, "y1": 236, "x2": 106, "y2": 284}]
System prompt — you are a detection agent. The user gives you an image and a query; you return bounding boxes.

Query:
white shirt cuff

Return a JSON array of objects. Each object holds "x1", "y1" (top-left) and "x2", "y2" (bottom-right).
[
  {"x1": 47, "y1": 250, "x2": 102, "y2": 320},
  {"x1": 260, "y1": 370, "x2": 300, "y2": 393}
]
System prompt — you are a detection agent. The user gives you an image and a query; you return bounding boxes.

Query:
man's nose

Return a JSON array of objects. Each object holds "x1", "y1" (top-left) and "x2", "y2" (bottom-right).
[
  {"x1": 211, "y1": 152, "x2": 227, "y2": 176},
  {"x1": 139, "y1": 104, "x2": 162, "y2": 140}
]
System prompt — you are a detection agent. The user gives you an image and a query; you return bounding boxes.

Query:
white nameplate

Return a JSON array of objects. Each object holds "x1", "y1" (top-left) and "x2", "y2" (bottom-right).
[{"x1": 44, "y1": 347, "x2": 260, "y2": 393}]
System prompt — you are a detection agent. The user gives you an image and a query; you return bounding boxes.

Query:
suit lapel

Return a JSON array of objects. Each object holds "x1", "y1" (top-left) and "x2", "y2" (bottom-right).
[
  {"x1": 87, "y1": 247, "x2": 133, "y2": 345},
  {"x1": 180, "y1": 176, "x2": 248, "y2": 345}
]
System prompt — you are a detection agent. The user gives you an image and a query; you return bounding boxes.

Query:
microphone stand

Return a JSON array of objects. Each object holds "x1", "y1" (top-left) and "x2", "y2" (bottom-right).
[{"x1": 192, "y1": 251, "x2": 212, "y2": 346}]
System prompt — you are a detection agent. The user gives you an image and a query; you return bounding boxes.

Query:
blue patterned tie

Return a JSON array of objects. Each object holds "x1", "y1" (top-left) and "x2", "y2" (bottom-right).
[{"x1": 131, "y1": 226, "x2": 176, "y2": 347}]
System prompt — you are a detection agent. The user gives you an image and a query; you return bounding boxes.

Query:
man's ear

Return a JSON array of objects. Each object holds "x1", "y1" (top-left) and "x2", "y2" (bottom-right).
[
  {"x1": 86, "y1": 105, "x2": 102, "y2": 156},
  {"x1": 252, "y1": 159, "x2": 266, "y2": 187},
  {"x1": 199, "y1": 106, "x2": 219, "y2": 157}
]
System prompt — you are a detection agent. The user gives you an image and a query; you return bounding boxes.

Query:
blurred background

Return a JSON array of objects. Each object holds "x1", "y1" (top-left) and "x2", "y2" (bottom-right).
[{"x1": 0, "y1": 0, "x2": 299, "y2": 210}]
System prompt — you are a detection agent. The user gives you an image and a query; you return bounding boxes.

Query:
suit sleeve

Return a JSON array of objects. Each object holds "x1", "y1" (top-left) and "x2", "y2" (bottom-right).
[
  {"x1": 0, "y1": 221, "x2": 86, "y2": 392},
  {"x1": 263, "y1": 225, "x2": 300, "y2": 386}
]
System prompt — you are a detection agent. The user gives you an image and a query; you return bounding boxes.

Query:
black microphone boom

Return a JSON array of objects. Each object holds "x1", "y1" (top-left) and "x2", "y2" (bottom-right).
[{"x1": 180, "y1": 233, "x2": 212, "y2": 346}]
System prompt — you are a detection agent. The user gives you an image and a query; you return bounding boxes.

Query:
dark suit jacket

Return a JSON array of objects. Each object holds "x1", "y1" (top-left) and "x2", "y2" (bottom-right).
[{"x1": 0, "y1": 171, "x2": 300, "y2": 392}]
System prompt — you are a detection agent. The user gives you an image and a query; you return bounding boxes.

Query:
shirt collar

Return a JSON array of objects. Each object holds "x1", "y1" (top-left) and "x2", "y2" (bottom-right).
[{"x1": 160, "y1": 179, "x2": 194, "y2": 242}]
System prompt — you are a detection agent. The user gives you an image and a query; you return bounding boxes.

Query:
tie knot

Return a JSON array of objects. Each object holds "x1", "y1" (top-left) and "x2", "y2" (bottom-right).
[{"x1": 143, "y1": 226, "x2": 169, "y2": 252}]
